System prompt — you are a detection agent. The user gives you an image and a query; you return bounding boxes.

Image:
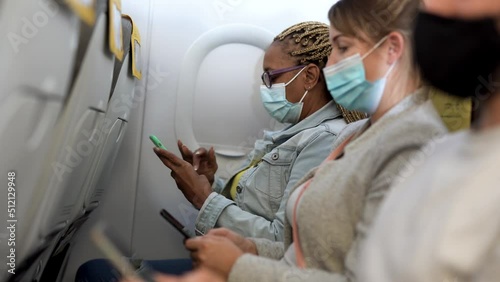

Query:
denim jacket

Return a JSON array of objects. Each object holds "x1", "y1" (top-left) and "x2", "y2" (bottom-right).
[{"x1": 195, "y1": 101, "x2": 347, "y2": 241}]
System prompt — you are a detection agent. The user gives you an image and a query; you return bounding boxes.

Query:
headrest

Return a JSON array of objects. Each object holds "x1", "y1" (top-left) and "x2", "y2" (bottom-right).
[
  {"x1": 121, "y1": 17, "x2": 132, "y2": 56},
  {"x1": 109, "y1": 17, "x2": 133, "y2": 97},
  {"x1": 95, "y1": 0, "x2": 108, "y2": 15}
]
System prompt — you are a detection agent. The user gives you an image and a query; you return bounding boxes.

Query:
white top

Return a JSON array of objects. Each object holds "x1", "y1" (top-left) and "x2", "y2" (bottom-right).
[{"x1": 361, "y1": 126, "x2": 500, "y2": 282}]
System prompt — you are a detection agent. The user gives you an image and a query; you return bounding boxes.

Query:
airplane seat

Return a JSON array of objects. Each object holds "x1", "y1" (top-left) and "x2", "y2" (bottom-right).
[
  {"x1": 30, "y1": 0, "x2": 115, "y2": 246},
  {"x1": 35, "y1": 13, "x2": 139, "y2": 282},
  {"x1": 109, "y1": 17, "x2": 133, "y2": 96},
  {"x1": 0, "y1": 0, "x2": 80, "y2": 281},
  {"x1": 34, "y1": 17, "x2": 138, "y2": 282},
  {"x1": 4, "y1": 0, "x2": 126, "y2": 281},
  {"x1": 81, "y1": 15, "x2": 138, "y2": 214},
  {"x1": 175, "y1": 24, "x2": 277, "y2": 181}
]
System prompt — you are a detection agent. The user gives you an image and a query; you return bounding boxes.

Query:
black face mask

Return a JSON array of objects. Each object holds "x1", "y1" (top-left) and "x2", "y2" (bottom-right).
[{"x1": 414, "y1": 12, "x2": 500, "y2": 98}]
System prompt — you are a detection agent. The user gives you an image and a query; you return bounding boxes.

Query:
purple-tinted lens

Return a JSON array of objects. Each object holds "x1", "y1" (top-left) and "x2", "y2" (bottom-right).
[{"x1": 262, "y1": 72, "x2": 272, "y2": 88}]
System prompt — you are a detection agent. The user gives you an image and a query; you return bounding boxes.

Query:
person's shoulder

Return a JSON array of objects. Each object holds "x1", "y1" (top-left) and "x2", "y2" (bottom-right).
[
  {"x1": 314, "y1": 116, "x2": 349, "y2": 135},
  {"x1": 343, "y1": 119, "x2": 368, "y2": 132},
  {"x1": 379, "y1": 99, "x2": 448, "y2": 147},
  {"x1": 336, "y1": 118, "x2": 369, "y2": 140}
]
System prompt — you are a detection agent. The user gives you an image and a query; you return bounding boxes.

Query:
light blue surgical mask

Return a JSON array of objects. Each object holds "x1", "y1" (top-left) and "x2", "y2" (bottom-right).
[
  {"x1": 260, "y1": 67, "x2": 309, "y2": 124},
  {"x1": 323, "y1": 36, "x2": 395, "y2": 114}
]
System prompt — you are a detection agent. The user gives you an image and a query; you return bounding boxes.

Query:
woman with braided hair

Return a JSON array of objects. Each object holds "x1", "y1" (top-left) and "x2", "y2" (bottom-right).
[
  {"x1": 150, "y1": 20, "x2": 366, "y2": 241},
  {"x1": 76, "y1": 22, "x2": 364, "y2": 282}
]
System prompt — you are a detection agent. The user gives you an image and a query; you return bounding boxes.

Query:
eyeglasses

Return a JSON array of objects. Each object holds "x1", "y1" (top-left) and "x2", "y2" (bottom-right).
[{"x1": 261, "y1": 65, "x2": 307, "y2": 89}]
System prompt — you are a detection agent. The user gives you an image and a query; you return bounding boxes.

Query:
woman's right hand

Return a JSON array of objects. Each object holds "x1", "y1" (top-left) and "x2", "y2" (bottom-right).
[
  {"x1": 206, "y1": 228, "x2": 258, "y2": 255},
  {"x1": 177, "y1": 140, "x2": 218, "y2": 185}
]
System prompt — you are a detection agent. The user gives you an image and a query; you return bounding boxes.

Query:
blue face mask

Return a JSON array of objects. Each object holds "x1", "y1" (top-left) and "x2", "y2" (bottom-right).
[
  {"x1": 323, "y1": 36, "x2": 394, "y2": 114},
  {"x1": 260, "y1": 67, "x2": 309, "y2": 124}
]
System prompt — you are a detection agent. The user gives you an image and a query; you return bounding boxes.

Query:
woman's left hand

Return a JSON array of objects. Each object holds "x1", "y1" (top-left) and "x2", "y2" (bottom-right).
[
  {"x1": 185, "y1": 235, "x2": 244, "y2": 278},
  {"x1": 206, "y1": 228, "x2": 258, "y2": 255},
  {"x1": 154, "y1": 148, "x2": 212, "y2": 209}
]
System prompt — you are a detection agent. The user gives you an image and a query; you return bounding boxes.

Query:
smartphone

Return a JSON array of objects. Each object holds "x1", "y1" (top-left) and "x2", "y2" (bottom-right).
[
  {"x1": 90, "y1": 223, "x2": 155, "y2": 282},
  {"x1": 149, "y1": 135, "x2": 167, "y2": 150},
  {"x1": 160, "y1": 209, "x2": 195, "y2": 239}
]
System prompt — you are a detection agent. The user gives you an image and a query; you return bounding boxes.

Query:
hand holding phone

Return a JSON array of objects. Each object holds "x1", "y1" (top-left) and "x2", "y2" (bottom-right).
[
  {"x1": 160, "y1": 209, "x2": 195, "y2": 239},
  {"x1": 149, "y1": 135, "x2": 167, "y2": 150}
]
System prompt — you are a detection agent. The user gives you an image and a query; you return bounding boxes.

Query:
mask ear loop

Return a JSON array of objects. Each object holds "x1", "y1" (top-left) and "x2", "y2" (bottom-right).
[
  {"x1": 285, "y1": 66, "x2": 309, "y2": 104},
  {"x1": 285, "y1": 66, "x2": 308, "y2": 87},
  {"x1": 361, "y1": 35, "x2": 389, "y2": 60},
  {"x1": 362, "y1": 35, "x2": 397, "y2": 80},
  {"x1": 298, "y1": 89, "x2": 310, "y2": 103},
  {"x1": 384, "y1": 62, "x2": 397, "y2": 78}
]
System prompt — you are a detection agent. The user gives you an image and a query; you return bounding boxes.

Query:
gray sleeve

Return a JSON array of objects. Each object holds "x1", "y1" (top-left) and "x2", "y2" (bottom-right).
[
  {"x1": 198, "y1": 131, "x2": 337, "y2": 241},
  {"x1": 228, "y1": 255, "x2": 349, "y2": 282},
  {"x1": 248, "y1": 238, "x2": 285, "y2": 259},
  {"x1": 344, "y1": 148, "x2": 422, "y2": 281}
]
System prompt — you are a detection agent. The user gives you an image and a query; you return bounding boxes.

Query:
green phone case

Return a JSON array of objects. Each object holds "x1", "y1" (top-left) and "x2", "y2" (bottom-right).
[{"x1": 149, "y1": 135, "x2": 167, "y2": 150}]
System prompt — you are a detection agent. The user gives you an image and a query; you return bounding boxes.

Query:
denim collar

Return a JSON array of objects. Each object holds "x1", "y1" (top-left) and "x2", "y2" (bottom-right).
[
  {"x1": 270, "y1": 101, "x2": 342, "y2": 143},
  {"x1": 249, "y1": 101, "x2": 342, "y2": 162}
]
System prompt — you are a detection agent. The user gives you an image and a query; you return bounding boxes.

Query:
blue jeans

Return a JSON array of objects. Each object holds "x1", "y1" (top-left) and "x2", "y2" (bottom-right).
[{"x1": 75, "y1": 258, "x2": 193, "y2": 282}]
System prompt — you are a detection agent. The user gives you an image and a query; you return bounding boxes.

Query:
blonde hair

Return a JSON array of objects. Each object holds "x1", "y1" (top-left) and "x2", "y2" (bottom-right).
[{"x1": 328, "y1": 0, "x2": 421, "y2": 43}]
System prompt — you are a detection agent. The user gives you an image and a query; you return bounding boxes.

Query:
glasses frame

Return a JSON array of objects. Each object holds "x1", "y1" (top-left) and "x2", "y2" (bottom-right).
[{"x1": 261, "y1": 65, "x2": 307, "y2": 89}]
